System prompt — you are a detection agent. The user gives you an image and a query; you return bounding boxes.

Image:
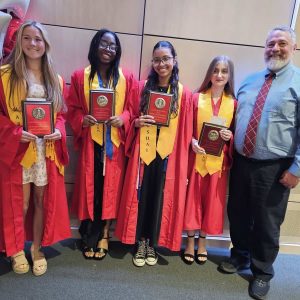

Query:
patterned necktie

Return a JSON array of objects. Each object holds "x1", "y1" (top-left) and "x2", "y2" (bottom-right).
[{"x1": 243, "y1": 73, "x2": 275, "y2": 156}]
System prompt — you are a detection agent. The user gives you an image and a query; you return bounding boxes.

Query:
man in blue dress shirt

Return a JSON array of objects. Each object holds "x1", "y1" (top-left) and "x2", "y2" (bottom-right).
[{"x1": 219, "y1": 26, "x2": 300, "y2": 300}]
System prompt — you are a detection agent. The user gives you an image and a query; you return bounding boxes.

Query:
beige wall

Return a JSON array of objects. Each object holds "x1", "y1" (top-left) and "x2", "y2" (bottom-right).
[
  {"x1": 26, "y1": 0, "x2": 300, "y2": 253},
  {"x1": 26, "y1": 0, "x2": 297, "y2": 89}
]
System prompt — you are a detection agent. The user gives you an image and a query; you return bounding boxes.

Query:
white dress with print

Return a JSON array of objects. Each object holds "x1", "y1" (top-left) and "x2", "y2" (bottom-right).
[{"x1": 22, "y1": 84, "x2": 48, "y2": 186}]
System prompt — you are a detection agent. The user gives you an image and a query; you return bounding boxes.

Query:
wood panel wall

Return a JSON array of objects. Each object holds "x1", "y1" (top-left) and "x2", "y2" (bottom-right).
[{"x1": 26, "y1": 0, "x2": 300, "y2": 253}]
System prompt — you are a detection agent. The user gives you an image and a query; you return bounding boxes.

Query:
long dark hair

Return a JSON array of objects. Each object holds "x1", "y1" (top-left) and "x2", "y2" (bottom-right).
[
  {"x1": 88, "y1": 28, "x2": 121, "y2": 89},
  {"x1": 196, "y1": 55, "x2": 235, "y2": 98},
  {"x1": 140, "y1": 41, "x2": 179, "y2": 117}
]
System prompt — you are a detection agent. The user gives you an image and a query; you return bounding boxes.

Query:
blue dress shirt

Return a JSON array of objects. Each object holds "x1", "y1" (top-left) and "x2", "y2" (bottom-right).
[{"x1": 234, "y1": 62, "x2": 300, "y2": 177}]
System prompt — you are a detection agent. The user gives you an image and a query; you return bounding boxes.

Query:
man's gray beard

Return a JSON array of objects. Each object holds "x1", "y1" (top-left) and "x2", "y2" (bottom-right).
[{"x1": 265, "y1": 57, "x2": 289, "y2": 71}]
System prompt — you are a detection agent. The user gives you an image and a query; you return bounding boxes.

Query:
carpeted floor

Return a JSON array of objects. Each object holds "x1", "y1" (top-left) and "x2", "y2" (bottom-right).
[{"x1": 0, "y1": 239, "x2": 299, "y2": 300}]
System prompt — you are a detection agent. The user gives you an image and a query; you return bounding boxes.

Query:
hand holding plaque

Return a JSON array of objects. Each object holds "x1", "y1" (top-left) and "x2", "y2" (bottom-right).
[
  {"x1": 198, "y1": 122, "x2": 227, "y2": 156},
  {"x1": 90, "y1": 89, "x2": 115, "y2": 123},
  {"x1": 22, "y1": 100, "x2": 54, "y2": 137},
  {"x1": 146, "y1": 91, "x2": 173, "y2": 127}
]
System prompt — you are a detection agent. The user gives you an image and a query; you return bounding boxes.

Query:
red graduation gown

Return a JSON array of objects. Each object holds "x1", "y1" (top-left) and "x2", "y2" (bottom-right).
[
  {"x1": 115, "y1": 82, "x2": 193, "y2": 251},
  {"x1": 183, "y1": 93, "x2": 236, "y2": 234},
  {"x1": 67, "y1": 68, "x2": 137, "y2": 221},
  {"x1": 0, "y1": 77, "x2": 71, "y2": 257}
]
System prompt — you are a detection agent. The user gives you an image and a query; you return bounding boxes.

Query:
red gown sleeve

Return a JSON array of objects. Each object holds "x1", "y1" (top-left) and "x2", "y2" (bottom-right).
[
  {"x1": 192, "y1": 93, "x2": 199, "y2": 138},
  {"x1": 117, "y1": 70, "x2": 138, "y2": 144},
  {"x1": 124, "y1": 81, "x2": 144, "y2": 157},
  {"x1": 66, "y1": 70, "x2": 89, "y2": 149},
  {"x1": 53, "y1": 79, "x2": 69, "y2": 165},
  {"x1": 0, "y1": 76, "x2": 27, "y2": 167}
]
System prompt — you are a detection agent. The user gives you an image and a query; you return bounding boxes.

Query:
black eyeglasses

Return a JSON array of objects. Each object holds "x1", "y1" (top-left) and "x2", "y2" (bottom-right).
[{"x1": 99, "y1": 40, "x2": 118, "y2": 52}]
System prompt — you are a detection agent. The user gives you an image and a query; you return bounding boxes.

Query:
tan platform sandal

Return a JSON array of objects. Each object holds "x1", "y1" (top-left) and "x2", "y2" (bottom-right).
[
  {"x1": 11, "y1": 250, "x2": 30, "y2": 274},
  {"x1": 31, "y1": 247, "x2": 47, "y2": 276}
]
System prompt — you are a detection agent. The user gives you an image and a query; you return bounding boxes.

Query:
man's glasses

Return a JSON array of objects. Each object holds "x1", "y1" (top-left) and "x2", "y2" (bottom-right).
[
  {"x1": 152, "y1": 56, "x2": 173, "y2": 65},
  {"x1": 99, "y1": 40, "x2": 118, "y2": 52}
]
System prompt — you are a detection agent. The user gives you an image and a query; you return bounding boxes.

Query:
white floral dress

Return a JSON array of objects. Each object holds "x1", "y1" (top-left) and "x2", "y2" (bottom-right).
[{"x1": 22, "y1": 84, "x2": 48, "y2": 186}]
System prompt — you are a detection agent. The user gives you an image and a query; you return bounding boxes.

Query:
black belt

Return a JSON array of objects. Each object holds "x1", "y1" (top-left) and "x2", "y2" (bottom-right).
[{"x1": 235, "y1": 151, "x2": 293, "y2": 163}]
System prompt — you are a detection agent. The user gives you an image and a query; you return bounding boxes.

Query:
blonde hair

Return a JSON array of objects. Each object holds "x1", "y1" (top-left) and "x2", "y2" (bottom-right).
[{"x1": 4, "y1": 20, "x2": 64, "y2": 112}]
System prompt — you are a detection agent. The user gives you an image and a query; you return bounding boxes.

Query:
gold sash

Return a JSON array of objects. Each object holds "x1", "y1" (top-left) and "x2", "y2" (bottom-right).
[
  {"x1": 84, "y1": 65, "x2": 126, "y2": 148},
  {"x1": 195, "y1": 91, "x2": 234, "y2": 176},
  {"x1": 1, "y1": 65, "x2": 64, "y2": 175},
  {"x1": 140, "y1": 83, "x2": 183, "y2": 165}
]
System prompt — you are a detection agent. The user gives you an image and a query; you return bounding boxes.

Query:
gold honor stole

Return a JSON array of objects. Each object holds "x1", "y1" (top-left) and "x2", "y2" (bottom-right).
[
  {"x1": 0, "y1": 65, "x2": 64, "y2": 174},
  {"x1": 84, "y1": 65, "x2": 125, "y2": 148},
  {"x1": 140, "y1": 83, "x2": 183, "y2": 165},
  {"x1": 195, "y1": 91, "x2": 234, "y2": 176}
]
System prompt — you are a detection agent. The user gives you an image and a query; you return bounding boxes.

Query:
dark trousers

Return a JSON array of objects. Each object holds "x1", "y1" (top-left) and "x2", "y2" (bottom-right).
[
  {"x1": 79, "y1": 142, "x2": 106, "y2": 249},
  {"x1": 228, "y1": 152, "x2": 292, "y2": 281},
  {"x1": 136, "y1": 155, "x2": 166, "y2": 247}
]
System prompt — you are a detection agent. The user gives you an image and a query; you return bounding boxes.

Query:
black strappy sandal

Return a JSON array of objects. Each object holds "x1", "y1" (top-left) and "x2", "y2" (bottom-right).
[
  {"x1": 182, "y1": 234, "x2": 195, "y2": 265},
  {"x1": 82, "y1": 246, "x2": 95, "y2": 259},
  {"x1": 94, "y1": 237, "x2": 110, "y2": 260},
  {"x1": 195, "y1": 234, "x2": 208, "y2": 265}
]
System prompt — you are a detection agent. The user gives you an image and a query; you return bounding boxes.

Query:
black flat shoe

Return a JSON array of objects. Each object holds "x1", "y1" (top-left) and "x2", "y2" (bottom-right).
[
  {"x1": 218, "y1": 257, "x2": 250, "y2": 273},
  {"x1": 249, "y1": 278, "x2": 270, "y2": 300}
]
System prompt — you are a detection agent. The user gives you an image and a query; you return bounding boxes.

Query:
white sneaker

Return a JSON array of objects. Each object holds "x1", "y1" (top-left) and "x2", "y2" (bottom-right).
[
  {"x1": 145, "y1": 240, "x2": 158, "y2": 266},
  {"x1": 132, "y1": 240, "x2": 146, "y2": 267}
]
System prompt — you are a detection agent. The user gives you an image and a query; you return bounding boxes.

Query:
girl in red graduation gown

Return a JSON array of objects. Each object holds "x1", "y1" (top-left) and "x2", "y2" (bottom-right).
[
  {"x1": 67, "y1": 29, "x2": 137, "y2": 260},
  {"x1": 0, "y1": 21, "x2": 70, "y2": 276},
  {"x1": 182, "y1": 56, "x2": 236, "y2": 265},
  {"x1": 115, "y1": 41, "x2": 192, "y2": 267}
]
